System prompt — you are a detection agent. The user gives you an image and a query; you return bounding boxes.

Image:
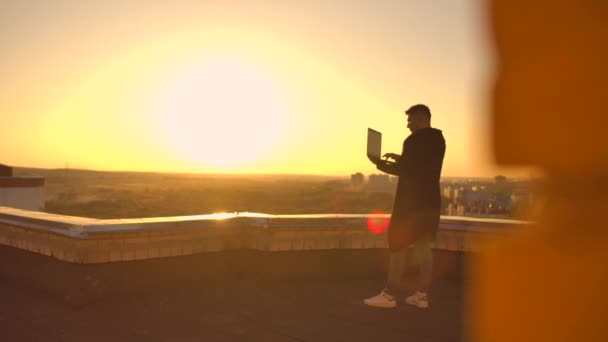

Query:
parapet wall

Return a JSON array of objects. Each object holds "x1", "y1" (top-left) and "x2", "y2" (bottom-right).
[{"x1": 0, "y1": 206, "x2": 527, "y2": 264}]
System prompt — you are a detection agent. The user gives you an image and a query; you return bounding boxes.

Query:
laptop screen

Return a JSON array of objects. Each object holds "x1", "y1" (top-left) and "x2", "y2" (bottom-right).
[{"x1": 367, "y1": 128, "x2": 381, "y2": 160}]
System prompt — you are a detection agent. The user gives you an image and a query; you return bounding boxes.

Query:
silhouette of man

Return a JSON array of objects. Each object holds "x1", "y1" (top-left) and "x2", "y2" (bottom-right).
[{"x1": 364, "y1": 104, "x2": 446, "y2": 309}]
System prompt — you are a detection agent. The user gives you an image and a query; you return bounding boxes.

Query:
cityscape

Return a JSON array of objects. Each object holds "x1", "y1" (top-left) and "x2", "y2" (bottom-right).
[
  {"x1": 9, "y1": 167, "x2": 540, "y2": 221},
  {"x1": 351, "y1": 172, "x2": 539, "y2": 220}
]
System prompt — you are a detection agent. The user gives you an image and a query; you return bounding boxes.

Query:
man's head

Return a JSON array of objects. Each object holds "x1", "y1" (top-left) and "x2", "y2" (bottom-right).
[{"x1": 405, "y1": 104, "x2": 431, "y2": 132}]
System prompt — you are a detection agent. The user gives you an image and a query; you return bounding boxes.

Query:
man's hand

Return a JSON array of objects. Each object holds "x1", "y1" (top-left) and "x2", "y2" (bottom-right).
[{"x1": 382, "y1": 153, "x2": 401, "y2": 161}]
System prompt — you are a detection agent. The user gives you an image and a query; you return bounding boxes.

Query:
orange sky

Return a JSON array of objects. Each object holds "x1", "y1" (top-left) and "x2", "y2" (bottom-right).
[{"x1": 0, "y1": 0, "x2": 533, "y2": 177}]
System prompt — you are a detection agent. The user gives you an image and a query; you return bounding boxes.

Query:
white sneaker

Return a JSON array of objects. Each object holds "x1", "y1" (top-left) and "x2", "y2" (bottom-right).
[
  {"x1": 405, "y1": 291, "x2": 429, "y2": 309},
  {"x1": 363, "y1": 291, "x2": 396, "y2": 308}
]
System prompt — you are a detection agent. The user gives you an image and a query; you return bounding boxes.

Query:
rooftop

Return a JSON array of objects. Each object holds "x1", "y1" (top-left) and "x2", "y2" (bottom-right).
[
  {"x1": 0, "y1": 207, "x2": 523, "y2": 341},
  {"x1": 2, "y1": 246, "x2": 466, "y2": 342}
]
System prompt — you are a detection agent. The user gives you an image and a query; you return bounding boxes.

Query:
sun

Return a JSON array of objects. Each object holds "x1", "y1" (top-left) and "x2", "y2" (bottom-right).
[{"x1": 155, "y1": 58, "x2": 287, "y2": 170}]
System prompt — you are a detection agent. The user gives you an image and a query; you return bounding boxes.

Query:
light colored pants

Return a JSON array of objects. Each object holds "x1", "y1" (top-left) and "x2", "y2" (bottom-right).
[{"x1": 384, "y1": 234, "x2": 434, "y2": 297}]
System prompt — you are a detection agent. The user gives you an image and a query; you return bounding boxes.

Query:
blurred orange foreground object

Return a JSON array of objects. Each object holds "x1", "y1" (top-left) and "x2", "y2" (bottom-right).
[{"x1": 471, "y1": 1, "x2": 608, "y2": 341}]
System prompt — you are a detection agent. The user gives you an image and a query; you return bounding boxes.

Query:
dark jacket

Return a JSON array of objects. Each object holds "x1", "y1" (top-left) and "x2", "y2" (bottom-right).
[{"x1": 377, "y1": 127, "x2": 446, "y2": 251}]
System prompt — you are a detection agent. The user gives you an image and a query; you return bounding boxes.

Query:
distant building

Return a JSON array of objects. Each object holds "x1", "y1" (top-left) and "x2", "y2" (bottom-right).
[
  {"x1": 495, "y1": 175, "x2": 508, "y2": 183},
  {"x1": 442, "y1": 185, "x2": 453, "y2": 199},
  {"x1": 457, "y1": 204, "x2": 465, "y2": 216},
  {"x1": 461, "y1": 188, "x2": 490, "y2": 203},
  {"x1": 447, "y1": 202, "x2": 455, "y2": 216},
  {"x1": 368, "y1": 174, "x2": 392, "y2": 193},
  {"x1": 511, "y1": 190, "x2": 530, "y2": 205},
  {"x1": 350, "y1": 173, "x2": 364, "y2": 191}
]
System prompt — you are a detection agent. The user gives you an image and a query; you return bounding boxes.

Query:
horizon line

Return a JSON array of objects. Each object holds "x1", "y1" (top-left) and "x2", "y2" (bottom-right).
[{"x1": 11, "y1": 165, "x2": 537, "y2": 180}]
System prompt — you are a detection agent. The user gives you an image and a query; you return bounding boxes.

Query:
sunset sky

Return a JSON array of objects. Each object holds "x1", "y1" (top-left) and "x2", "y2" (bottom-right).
[{"x1": 1, "y1": 0, "x2": 526, "y2": 177}]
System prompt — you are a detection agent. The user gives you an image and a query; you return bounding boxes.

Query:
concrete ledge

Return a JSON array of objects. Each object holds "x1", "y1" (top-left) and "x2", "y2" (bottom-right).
[{"x1": 0, "y1": 206, "x2": 530, "y2": 264}]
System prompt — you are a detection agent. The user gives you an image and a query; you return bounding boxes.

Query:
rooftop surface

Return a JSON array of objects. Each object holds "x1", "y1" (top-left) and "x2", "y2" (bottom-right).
[{"x1": 1, "y1": 245, "x2": 466, "y2": 342}]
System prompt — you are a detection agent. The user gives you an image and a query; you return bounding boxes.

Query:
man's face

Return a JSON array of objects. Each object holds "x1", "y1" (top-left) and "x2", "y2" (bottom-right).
[
  {"x1": 406, "y1": 114, "x2": 420, "y2": 132},
  {"x1": 406, "y1": 113, "x2": 428, "y2": 132}
]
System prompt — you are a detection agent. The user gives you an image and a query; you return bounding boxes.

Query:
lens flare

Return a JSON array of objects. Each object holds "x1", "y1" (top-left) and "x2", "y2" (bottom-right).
[{"x1": 367, "y1": 211, "x2": 390, "y2": 234}]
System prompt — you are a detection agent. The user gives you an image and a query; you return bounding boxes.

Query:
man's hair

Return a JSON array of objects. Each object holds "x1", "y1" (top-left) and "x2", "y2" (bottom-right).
[{"x1": 406, "y1": 104, "x2": 431, "y2": 119}]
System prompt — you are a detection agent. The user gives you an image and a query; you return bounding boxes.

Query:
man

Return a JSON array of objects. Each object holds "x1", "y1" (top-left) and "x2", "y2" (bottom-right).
[{"x1": 364, "y1": 104, "x2": 446, "y2": 309}]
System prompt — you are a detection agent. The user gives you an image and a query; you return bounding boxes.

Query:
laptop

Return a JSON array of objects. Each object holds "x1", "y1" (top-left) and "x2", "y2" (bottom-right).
[{"x1": 367, "y1": 128, "x2": 382, "y2": 163}]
